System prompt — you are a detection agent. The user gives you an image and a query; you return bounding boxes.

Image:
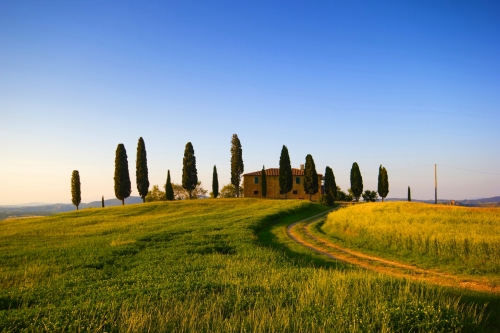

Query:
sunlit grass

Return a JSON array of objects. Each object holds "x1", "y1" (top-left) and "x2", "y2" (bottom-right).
[
  {"x1": 0, "y1": 199, "x2": 494, "y2": 332},
  {"x1": 321, "y1": 202, "x2": 500, "y2": 277}
]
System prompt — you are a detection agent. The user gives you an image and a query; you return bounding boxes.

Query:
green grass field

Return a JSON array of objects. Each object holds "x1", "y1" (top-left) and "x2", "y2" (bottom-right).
[
  {"x1": 0, "y1": 199, "x2": 496, "y2": 332},
  {"x1": 321, "y1": 202, "x2": 500, "y2": 280}
]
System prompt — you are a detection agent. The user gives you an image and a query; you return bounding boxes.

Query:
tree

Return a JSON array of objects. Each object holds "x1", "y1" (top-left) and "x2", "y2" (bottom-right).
[
  {"x1": 261, "y1": 165, "x2": 267, "y2": 198},
  {"x1": 377, "y1": 165, "x2": 389, "y2": 202},
  {"x1": 71, "y1": 170, "x2": 81, "y2": 210},
  {"x1": 336, "y1": 186, "x2": 347, "y2": 201},
  {"x1": 212, "y1": 165, "x2": 219, "y2": 198},
  {"x1": 303, "y1": 154, "x2": 319, "y2": 201},
  {"x1": 101, "y1": 196, "x2": 104, "y2": 208},
  {"x1": 279, "y1": 145, "x2": 293, "y2": 198},
  {"x1": 346, "y1": 188, "x2": 354, "y2": 202},
  {"x1": 171, "y1": 181, "x2": 207, "y2": 200},
  {"x1": 136, "y1": 137, "x2": 150, "y2": 203},
  {"x1": 362, "y1": 190, "x2": 379, "y2": 202},
  {"x1": 350, "y1": 162, "x2": 363, "y2": 202},
  {"x1": 182, "y1": 142, "x2": 198, "y2": 199},
  {"x1": 408, "y1": 186, "x2": 411, "y2": 202},
  {"x1": 165, "y1": 170, "x2": 174, "y2": 201},
  {"x1": 114, "y1": 143, "x2": 132, "y2": 205},
  {"x1": 145, "y1": 185, "x2": 166, "y2": 202},
  {"x1": 324, "y1": 166, "x2": 337, "y2": 202},
  {"x1": 220, "y1": 183, "x2": 244, "y2": 198},
  {"x1": 230, "y1": 134, "x2": 244, "y2": 198}
]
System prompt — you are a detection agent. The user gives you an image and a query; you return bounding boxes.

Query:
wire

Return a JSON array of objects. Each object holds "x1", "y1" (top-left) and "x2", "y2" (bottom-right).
[
  {"x1": 389, "y1": 165, "x2": 435, "y2": 172},
  {"x1": 364, "y1": 165, "x2": 433, "y2": 174},
  {"x1": 437, "y1": 164, "x2": 500, "y2": 176}
]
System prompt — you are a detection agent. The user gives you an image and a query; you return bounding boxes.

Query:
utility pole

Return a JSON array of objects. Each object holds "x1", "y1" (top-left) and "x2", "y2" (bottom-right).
[{"x1": 434, "y1": 164, "x2": 437, "y2": 204}]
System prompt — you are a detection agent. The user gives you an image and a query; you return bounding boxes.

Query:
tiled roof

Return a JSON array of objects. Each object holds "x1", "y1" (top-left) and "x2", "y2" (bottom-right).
[{"x1": 243, "y1": 168, "x2": 322, "y2": 177}]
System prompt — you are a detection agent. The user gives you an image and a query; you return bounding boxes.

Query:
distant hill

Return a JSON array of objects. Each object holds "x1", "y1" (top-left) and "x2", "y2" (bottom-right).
[
  {"x1": 385, "y1": 196, "x2": 500, "y2": 206},
  {"x1": 0, "y1": 197, "x2": 143, "y2": 220}
]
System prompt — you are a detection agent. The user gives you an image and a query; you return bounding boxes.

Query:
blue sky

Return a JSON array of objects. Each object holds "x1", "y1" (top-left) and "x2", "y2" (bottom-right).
[{"x1": 1, "y1": 1, "x2": 499, "y2": 204}]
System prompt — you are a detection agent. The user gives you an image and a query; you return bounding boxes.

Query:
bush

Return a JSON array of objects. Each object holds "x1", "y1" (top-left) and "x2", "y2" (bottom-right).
[
  {"x1": 362, "y1": 190, "x2": 378, "y2": 202},
  {"x1": 319, "y1": 195, "x2": 334, "y2": 206}
]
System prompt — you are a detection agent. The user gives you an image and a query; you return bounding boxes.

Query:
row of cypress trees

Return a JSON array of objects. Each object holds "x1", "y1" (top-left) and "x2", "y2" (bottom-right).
[
  {"x1": 272, "y1": 145, "x2": 390, "y2": 203},
  {"x1": 71, "y1": 134, "x2": 245, "y2": 209},
  {"x1": 70, "y1": 135, "x2": 393, "y2": 209}
]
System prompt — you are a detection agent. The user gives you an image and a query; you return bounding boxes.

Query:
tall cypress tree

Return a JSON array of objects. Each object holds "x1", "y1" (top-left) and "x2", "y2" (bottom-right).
[
  {"x1": 182, "y1": 142, "x2": 198, "y2": 199},
  {"x1": 377, "y1": 165, "x2": 389, "y2": 202},
  {"x1": 261, "y1": 165, "x2": 267, "y2": 198},
  {"x1": 408, "y1": 186, "x2": 411, "y2": 202},
  {"x1": 212, "y1": 165, "x2": 219, "y2": 198},
  {"x1": 166, "y1": 170, "x2": 174, "y2": 200},
  {"x1": 230, "y1": 134, "x2": 244, "y2": 197},
  {"x1": 71, "y1": 170, "x2": 81, "y2": 210},
  {"x1": 279, "y1": 145, "x2": 293, "y2": 198},
  {"x1": 136, "y1": 137, "x2": 149, "y2": 203},
  {"x1": 101, "y1": 196, "x2": 105, "y2": 208},
  {"x1": 350, "y1": 162, "x2": 363, "y2": 202},
  {"x1": 324, "y1": 166, "x2": 337, "y2": 201},
  {"x1": 303, "y1": 154, "x2": 319, "y2": 201},
  {"x1": 114, "y1": 143, "x2": 132, "y2": 205}
]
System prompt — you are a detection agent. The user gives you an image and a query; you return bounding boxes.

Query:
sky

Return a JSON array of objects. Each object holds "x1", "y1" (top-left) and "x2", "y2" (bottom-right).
[{"x1": 1, "y1": 1, "x2": 499, "y2": 205}]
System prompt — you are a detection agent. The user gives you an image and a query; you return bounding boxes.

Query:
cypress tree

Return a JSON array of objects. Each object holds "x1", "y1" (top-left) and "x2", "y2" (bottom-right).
[
  {"x1": 212, "y1": 165, "x2": 219, "y2": 198},
  {"x1": 279, "y1": 145, "x2": 293, "y2": 198},
  {"x1": 230, "y1": 134, "x2": 244, "y2": 198},
  {"x1": 377, "y1": 165, "x2": 389, "y2": 202},
  {"x1": 71, "y1": 170, "x2": 81, "y2": 210},
  {"x1": 182, "y1": 142, "x2": 198, "y2": 199},
  {"x1": 166, "y1": 170, "x2": 174, "y2": 200},
  {"x1": 324, "y1": 166, "x2": 337, "y2": 201},
  {"x1": 114, "y1": 143, "x2": 132, "y2": 205},
  {"x1": 136, "y1": 137, "x2": 149, "y2": 203},
  {"x1": 350, "y1": 162, "x2": 363, "y2": 202},
  {"x1": 303, "y1": 154, "x2": 319, "y2": 201},
  {"x1": 101, "y1": 196, "x2": 104, "y2": 208},
  {"x1": 261, "y1": 165, "x2": 267, "y2": 198},
  {"x1": 408, "y1": 186, "x2": 411, "y2": 202}
]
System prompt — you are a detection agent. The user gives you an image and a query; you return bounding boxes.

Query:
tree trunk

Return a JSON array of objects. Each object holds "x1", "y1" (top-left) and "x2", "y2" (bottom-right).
[
  {"x1": 76, "y1": 205, "x2": 79, "y2": 211},
  {"x1": 122, "y1": 199, "x2": 125, "y2": 206},
  {"x1": 143, "y1": 197, "x2": 146, "y2": 203},
  {"x1": 189, "y1": 191, "x2": 192, "y2": 199},
  {"x1": 309, "y1": 193, "x2": 312, "y2": 201},
  {"x1": 382, "y1": 197, "x2": 384, "y2": 202}
]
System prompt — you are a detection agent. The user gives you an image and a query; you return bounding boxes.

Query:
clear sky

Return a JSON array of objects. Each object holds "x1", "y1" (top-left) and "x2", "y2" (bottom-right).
[{"x1": 1, "y1": 1, "x2": 499, "y2": 205}]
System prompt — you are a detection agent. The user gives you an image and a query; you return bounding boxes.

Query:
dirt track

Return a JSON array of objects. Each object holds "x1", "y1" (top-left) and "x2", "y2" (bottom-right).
[{"x1": 286, "y1": 207, "x2": 500, "y2": 295}]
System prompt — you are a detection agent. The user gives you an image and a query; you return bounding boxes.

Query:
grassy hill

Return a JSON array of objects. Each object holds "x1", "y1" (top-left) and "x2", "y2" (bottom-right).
[{"x1": 0, "y1": 199, "x2": 495, "y2": 332}]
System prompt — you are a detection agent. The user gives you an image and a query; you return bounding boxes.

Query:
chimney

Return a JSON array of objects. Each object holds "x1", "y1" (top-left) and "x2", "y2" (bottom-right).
[{"x1": 300, "y1": 164, "x2": 304, "y2": 170}]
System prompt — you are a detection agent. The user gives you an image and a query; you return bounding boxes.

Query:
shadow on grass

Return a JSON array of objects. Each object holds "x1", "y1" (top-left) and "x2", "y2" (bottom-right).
[{"x1": 255, "y1": 203, "x2": 355, "y2": 271}]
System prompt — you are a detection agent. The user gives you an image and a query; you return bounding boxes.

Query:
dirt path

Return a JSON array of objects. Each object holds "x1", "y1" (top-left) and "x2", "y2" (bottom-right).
[{"x1": 286, "y1": 207, "x2": 500, "y2": 295}]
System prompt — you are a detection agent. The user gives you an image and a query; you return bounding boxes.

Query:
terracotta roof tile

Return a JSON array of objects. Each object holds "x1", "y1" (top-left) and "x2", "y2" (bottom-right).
[{"x1": 243, "y1": 168, "x2": 322, "y2": 177}]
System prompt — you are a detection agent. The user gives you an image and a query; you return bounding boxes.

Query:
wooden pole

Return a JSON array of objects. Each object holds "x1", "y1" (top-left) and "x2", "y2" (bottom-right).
[{"x1": 434, "y1": 164, "x2": 437, "y2": 204}]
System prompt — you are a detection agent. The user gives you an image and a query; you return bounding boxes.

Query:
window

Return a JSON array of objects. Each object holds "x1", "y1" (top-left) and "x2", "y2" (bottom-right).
[
  {"x1": 293, "y1": 190, "x2": 298, "y2": 195},
  {"x1": 296, "y1": 177, "x2": 300, "y2": 184},
  {"x1": 253, "y1": 190, "x2": 259, "y2": 195},
  {"x1": 254, "y1": 177, "x2": 259, "y2": 184}
]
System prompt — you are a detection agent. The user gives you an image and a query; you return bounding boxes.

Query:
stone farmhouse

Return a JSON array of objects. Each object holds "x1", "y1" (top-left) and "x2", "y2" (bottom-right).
[{"x1": 243, "y1": 165, "x2": 323, "y2": 200}]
